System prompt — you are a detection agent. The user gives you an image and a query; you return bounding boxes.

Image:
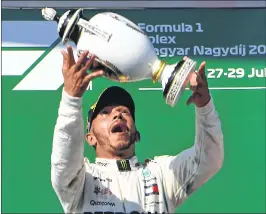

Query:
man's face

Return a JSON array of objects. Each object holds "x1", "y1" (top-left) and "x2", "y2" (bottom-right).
[{"x1": 89, "y1": 105, "x2": 138, "y2": 153}]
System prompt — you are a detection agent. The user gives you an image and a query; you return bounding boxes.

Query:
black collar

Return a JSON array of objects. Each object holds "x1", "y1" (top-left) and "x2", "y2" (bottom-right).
[{"x1": 95, "y1": 156, "x2": 140, "y2": 171}]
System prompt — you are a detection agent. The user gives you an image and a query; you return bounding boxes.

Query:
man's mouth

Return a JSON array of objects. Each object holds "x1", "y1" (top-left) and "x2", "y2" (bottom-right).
[{"x1": 111, "y1": 123, "x2": 128, "y2": 133}]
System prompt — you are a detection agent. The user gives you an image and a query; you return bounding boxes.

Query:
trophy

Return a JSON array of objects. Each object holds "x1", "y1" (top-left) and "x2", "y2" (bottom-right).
[{"x1": 41, "y1": 8, "x2": 197, "y2": 107}]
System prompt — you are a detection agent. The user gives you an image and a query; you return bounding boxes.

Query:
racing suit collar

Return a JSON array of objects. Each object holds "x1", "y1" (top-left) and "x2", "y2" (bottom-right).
[{"x1": 95, "y1": 156, "x2": 140, "y2": 171}]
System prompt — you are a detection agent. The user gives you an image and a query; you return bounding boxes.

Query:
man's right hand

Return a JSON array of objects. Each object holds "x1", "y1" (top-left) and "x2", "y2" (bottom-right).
[{"x1": 61, "y1": 45, "x2": 104, "y2": 97}]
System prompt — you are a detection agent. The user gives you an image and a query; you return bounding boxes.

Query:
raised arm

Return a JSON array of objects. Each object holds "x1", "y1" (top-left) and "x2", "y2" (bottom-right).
[
  {"x1": 155, "y1": 61, "x2": 224, "y2": 212},
  {"x1": 51, "y1": 46, "x2": 103, "y2": 213}
]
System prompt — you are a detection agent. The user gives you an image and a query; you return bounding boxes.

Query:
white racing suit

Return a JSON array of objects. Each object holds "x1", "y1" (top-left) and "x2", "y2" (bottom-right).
[{"x1": 51, "y1": 90, "x2": 224, "y2": 214}]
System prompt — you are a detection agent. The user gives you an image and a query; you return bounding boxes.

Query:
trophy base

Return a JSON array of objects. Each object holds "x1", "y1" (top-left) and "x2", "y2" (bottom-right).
[{"x1": 163, "y1": 58, "x2": 197, "y2": 107}]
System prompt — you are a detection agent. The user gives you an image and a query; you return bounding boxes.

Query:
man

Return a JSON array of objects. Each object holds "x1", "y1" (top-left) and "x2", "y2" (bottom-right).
[{"x1": 52, "y1": 46, "x2": 224, "y2": 214}]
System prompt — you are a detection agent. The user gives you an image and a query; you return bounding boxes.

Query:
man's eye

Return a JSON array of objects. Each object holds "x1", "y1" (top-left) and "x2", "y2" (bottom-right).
[
  {"x1": 101, "y1": 110, "x2": 109, "y2": 114},
  {"x1": 123, "y1": 110, "x2": 130, "y2": 114}
]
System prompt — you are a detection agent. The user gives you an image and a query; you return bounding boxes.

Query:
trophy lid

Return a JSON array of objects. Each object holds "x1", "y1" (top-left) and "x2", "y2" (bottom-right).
[{"x1": 41, "y1": 8, "x2": 59, "y2": 22}]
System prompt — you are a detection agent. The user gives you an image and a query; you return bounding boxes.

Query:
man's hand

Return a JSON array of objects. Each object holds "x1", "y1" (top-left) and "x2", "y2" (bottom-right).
[
  {"x1": 186, "y1": 61, "x2": 211, "y2": 107},
  {"x1": 61, "y1": 45, "x2": 104, "y2": 97}
]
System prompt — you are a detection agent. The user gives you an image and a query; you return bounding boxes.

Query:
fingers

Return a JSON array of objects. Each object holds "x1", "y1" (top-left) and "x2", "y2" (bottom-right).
[
  {"x1": 67, "y1": 45, "x2": 75, "y2": 65},
  {"x1": 78, "y1": 55, "x2": 97, "y2": 78},
  {"x1": 183, "y1": 56, "x2": 188, "y2": 61},
  {"x1": 187, "y1": 61, "x2": 210, "y2": 107},
  {"x1": 81, "y1": 54, "x2": 96, "y2": 72},
  {"x1": 189, "y1": 62, "x2": 207, "y2": 86},
  {"x1": 196, "y1": 73, "x2": 205, "y2": 86},
  {"x1": 198, "y1": 61, "x2": 206, "y2": 76},
  {"x1": 74, "y1": 50, "x2": 89, "y2": 70},
  {"x1": 189, "y1": 72, "x2": 198, "y2": 86},
  {"x1": 61, "y1": 50, "x2": 69, "y2": 72},
  {"x1": 198, "y1": 61, "x2": 208, "y2": 84},
  {"x1": 189, "y1": 72, "x2": 206, "y2": 90},
  {"x1": 83, "y1": 70, "x2": 104, "y2": 84},
  {"x1": 189, "y1": 85, "x2": 198, "y2": 91}
]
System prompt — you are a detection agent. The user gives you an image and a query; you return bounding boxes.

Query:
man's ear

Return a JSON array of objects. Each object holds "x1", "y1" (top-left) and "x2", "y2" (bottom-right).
[
  {"x1": 86, "y1": 132, "x2": 97, "y2": 147},
  {"x1": 135, "y1": 130, "x2": 141, "y2": 142}
]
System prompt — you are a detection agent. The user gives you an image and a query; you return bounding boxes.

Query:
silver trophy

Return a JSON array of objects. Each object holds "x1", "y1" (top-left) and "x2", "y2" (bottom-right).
[{"x1": 42, "y1": 8, "x2": 197, "y2": 107}]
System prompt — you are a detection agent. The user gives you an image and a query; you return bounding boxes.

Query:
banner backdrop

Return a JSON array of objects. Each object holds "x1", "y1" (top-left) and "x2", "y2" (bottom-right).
[{"x1": 2, "y1": 8, "x2": 266, "y2": 213}]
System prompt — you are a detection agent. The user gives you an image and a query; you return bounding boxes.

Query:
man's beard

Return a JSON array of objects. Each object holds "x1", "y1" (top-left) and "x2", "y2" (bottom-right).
[
  {"x1": 94, "y1": 131, "x2": 137, "y2": 151},
  {"x1": 109, "y1": 134, "x2": 136, "y2": 151}
]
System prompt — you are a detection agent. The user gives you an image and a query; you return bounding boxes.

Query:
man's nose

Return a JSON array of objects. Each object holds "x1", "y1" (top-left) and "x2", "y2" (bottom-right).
[{"x1": 113, "y1": 111, "x2": 124, "y2": 121}]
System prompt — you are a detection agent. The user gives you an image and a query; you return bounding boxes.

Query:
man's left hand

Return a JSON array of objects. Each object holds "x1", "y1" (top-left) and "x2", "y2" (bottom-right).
[{"x1": 186, "y1": 61, "x2": 211, "y2": 107}]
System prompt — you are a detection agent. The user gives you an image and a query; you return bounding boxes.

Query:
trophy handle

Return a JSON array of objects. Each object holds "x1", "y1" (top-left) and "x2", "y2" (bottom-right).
[
  {"x1": 62, "y1": 9, "x2": 83, "y2": 44},
  {"x1": 61, "y1": 8, "x2": 112, "y2": 44}
]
